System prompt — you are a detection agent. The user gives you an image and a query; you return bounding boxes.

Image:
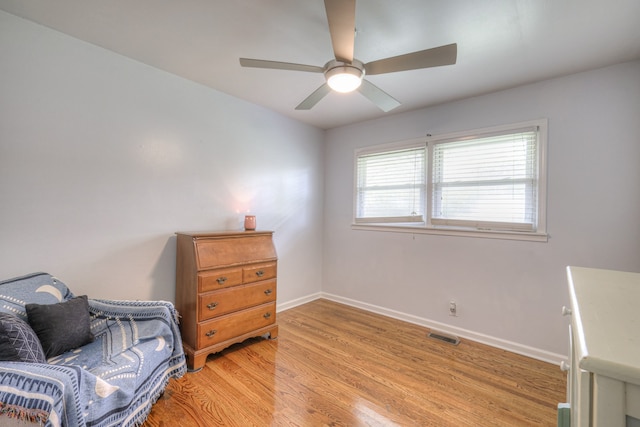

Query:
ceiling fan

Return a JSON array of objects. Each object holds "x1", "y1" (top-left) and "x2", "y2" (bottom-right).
[{"x1": 239, "y1": 0, "x2": 457, "y2": 112}]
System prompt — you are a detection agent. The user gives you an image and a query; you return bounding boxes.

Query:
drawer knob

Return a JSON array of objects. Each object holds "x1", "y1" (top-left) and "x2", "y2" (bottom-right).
[
  {"x1": 256, "y1": 270, "x2": 265, "y2": 277},
  {"x1": 263, "y1": 312, "x2": 271, "y2": 319},
  {"x1": 562, "y1": 306, "x2": 572, "y2": 316},
  {"x1": 264, "y1": 289, "x2": 272, "y2": 295},
  {"x1": 216, "y1": 277, "x2": 227, "y2": 285},
  {"x1": 207, "y1": 302, "x2": 219, "y2": 310},
  {"x1": 205, "y1": 329, "x2": 217, "y2": 337},
  {"x1": 560, "y1": 361, "x2": 570, "y2": 372}
]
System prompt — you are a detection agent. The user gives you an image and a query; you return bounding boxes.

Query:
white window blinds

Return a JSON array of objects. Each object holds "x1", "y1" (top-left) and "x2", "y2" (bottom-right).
[
  {"x1": 355, "y1": 146, "x2": 426, "y2": 223},
  {"x1": 431, "y1": 127, "x2": 539, "y2": 231}
]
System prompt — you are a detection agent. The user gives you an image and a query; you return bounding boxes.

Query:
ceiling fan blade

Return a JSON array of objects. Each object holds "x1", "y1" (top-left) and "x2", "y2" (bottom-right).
[
  {"x1": 295, "y1": 83, "x2": 332, "y2": 110},
  {"x1": 365, "y1": 43, "x2": 457, "y2": 75},
  {"x1": 358, "y1": 79, "x2": 401, "y2": 112},
  {"x1": 240, "y1": 58, "x2": 324, "y2": 73},
  {"x1": 324, "y1": 0, "x2": 356, "y2": 63}
]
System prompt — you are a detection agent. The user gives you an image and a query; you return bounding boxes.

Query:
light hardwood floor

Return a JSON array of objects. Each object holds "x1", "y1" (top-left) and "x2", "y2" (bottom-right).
[{"x1": 145, "y1": 299, "x2": 566, "y2": 426}]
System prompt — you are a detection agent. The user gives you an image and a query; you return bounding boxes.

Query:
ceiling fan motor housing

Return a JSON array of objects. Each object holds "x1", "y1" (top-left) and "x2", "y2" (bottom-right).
[{"x1": 324, "y1": 59, "x2": 365, "y2": 92}]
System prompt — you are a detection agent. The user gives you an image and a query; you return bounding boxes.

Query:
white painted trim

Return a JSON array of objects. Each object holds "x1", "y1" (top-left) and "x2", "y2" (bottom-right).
[
  {"x1": 276, "y1": 292, "x2": 322, "y2": 312},
  {"x1": 351, "y1": 223, "x2": 548, "y2": 242},
  {"x1": 278, "y1": 292, "x2": 565, "y2": 366}
]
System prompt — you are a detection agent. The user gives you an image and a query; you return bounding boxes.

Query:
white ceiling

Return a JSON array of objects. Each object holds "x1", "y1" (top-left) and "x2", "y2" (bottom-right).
[{"x1": 1, "y1": 0, "x2": 639, "y2": 129}]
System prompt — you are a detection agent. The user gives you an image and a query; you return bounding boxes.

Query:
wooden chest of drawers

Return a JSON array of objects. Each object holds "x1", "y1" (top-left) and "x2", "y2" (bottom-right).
[{"x1": 175, "y1": 231, "x2": 278, "y2": 370}]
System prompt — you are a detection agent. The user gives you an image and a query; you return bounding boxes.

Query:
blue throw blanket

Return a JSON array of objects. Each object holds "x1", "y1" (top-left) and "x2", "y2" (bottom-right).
[{"x1": 0, "y1": 273, "x2": 187, "y2": 426}]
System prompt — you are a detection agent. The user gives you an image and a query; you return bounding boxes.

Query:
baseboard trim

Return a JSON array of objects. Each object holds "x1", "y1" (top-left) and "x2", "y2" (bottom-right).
[
  {"x1": 276, "y1": 292, "x2": 322, "y2": 312},
  {"x1": 280, "y1": 292, "x2": 565, "y2": 366}
]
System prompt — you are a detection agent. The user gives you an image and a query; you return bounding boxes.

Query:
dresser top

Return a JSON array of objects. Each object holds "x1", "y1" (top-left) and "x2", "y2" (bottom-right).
[
  {"x1": 176, "y1": 230, "x2": 273, "y2": 238},
  {"x1": 567, "y1": 266, "x2": 640, "y2": 384}
]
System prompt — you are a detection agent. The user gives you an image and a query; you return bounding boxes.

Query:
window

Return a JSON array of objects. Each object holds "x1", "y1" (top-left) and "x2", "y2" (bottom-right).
[
  {"x1": 353, "y1": 120, "x2": 547, "y2": 241},
  {"x1": 355, "y1": 141, "x2": 425, "y2": 224}
]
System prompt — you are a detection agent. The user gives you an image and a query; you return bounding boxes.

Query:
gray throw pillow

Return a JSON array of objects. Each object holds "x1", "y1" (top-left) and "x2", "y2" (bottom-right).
[
  {"x1": 0, "y1": 312, "x2": 47, "y2": 363},
  {"x1": 26, "y1": 295, "x2": 94, "y2": 358}
]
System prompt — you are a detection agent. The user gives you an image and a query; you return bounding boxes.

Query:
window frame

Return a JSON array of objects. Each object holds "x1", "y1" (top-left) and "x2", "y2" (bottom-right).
[
  {"x1": 352, "y1": 120, "x2": 548, "y2": 242},
  {"x1": 353, "y1": 137, "x2": 427, "y2": 225}
]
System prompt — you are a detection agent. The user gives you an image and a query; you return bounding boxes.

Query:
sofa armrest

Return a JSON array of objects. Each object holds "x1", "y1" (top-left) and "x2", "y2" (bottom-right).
[
  {"x1": 88, "y1": 299, "x2": 185, "y2": 364},
  {"x1": 0, "y1": 361, "x2": 85, "y2": 426},
  {"x1": 89, "y1": 299, "x2": 180, "y2": 322}
]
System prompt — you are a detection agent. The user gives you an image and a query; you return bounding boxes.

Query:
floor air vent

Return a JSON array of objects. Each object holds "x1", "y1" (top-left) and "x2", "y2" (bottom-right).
[{"x1": 428, "y1": 330, "x2": 460, "y2": 345}]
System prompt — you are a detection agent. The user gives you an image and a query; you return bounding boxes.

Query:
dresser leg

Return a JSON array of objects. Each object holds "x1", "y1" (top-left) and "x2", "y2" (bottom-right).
[
  {"x1": 268, "y1": 325, "x2": 279, "y2": 340},
  {"x1": 190, "y1": 353, "x2": 208, "y2": 372}
]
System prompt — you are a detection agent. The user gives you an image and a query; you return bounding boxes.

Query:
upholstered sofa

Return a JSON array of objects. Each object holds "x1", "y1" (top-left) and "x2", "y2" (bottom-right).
[{"x1": 0, "y1": 272, "x2": 187, "y2": 426}]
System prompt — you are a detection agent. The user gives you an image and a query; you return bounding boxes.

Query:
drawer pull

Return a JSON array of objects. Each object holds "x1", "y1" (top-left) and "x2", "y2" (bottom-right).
[
  {"x1": 205, "y1": 329, "x2": 217, "y2": 337},
  {"x1": 264, "y1": 289, "x2": 272, "y2": 295},
  {"x1": 263, "y1": 312, "x2": 271, "y2": 319},
  {"x1": 216, "y1": 277, "x2": 227, "y2": 285},
  {"x1": 256, "y1": 270, "x2": 265, "y2": 277},
  {"x1": 207, "y1": 302, "x2": 219, "y2": 310}
]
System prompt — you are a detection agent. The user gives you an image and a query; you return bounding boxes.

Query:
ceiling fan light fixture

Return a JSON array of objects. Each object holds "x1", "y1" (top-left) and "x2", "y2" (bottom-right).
[{"x1": 325, "y1": 65, "x2": 363, "y2": 93}]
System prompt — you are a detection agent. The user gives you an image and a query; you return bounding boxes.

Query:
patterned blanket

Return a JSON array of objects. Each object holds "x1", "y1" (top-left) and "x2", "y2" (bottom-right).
[{"x1": 0, "y1": 273, "x2": 187, "y2": 426}]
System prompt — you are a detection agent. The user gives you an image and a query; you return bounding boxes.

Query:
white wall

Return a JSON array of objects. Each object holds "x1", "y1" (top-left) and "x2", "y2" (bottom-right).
[
  {"x1": 3, "y1": 9, "x2": 639, "y2": 362},
  {"x1": 0, "y1": 11, "x2": 325, "y2": 304},
  {"x1": 323, "y1": 60, "x2": 640, "y2": 358}
]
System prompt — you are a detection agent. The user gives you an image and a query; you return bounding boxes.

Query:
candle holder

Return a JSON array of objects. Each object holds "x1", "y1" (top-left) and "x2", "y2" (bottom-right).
[{"x1": 244, "y1": 215, "x2": 256, "y2": 231}]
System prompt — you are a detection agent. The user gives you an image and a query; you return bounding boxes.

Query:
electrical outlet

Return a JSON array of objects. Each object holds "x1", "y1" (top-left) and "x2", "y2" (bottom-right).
[{"x1": 449, "y1": 300, "x2": 457, "y2": 316}]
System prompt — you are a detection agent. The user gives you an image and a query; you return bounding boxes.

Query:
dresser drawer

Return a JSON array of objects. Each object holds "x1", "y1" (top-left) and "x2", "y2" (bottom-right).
[
  {"x1": 198, "y1": 268, "x2": 243, "y2": 292},
  {"x1": 243, "y1": 263, "x2": 277, "y2": 284},
  {"x1": 198, "y1": 280, "x2": 277, "y2": 321},
  {"x1": 197, "y1": 302, "x2": 276, "y2": 348}
]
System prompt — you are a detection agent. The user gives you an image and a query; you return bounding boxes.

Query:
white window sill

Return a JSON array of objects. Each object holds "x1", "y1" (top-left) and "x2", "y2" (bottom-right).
[{"x1": 351, "y1": 223, "x2": 548, "y2": 242}]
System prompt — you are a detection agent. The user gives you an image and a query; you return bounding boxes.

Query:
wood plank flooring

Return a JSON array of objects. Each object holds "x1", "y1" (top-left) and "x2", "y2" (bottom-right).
[{"x1": 144, "y1": 299, "x2": 566, "y2": 426}]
